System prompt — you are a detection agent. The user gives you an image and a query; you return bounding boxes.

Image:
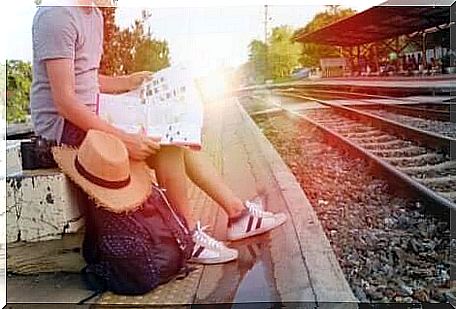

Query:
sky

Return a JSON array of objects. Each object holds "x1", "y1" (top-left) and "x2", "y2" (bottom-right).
[{"x1": 1, "y1": 0, "x2": 381, "y2": 76}]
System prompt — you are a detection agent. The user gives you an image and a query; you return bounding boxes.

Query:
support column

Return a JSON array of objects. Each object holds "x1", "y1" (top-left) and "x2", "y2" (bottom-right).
[
  {"x1": 449, "y1": 1, "x2": 455, "y2": 290},
  {"x1": 357, "y1": 45, "x2": 361, "y2": 75},
  {"x1": 374, "y1": 43, "x2": 379, "y2": 73},
  {"x1": 421, "y1": 32, "x2": 427, "y2": 72}
]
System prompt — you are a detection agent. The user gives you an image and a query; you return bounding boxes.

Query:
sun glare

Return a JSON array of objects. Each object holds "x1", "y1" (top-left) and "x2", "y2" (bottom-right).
[{"x1": 198, "y1": 74, "x2": 228, "y2": 101}]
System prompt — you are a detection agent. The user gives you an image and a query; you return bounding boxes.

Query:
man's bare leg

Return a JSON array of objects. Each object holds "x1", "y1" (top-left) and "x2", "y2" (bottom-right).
[
  {"x1": 149, "y1": 146, "x2": 285, "y2": 263},
  {"x1": 147, "y1": 146, "x2": 195, "y2": 227},
  {"x1": 183, "y1": 150, "x2": 245, "y2": 219},
  {"x1": 149, "y1": 147, "x2": 246, "y2": 225},
  {"x1": 182, "y1": 149, "x2": 286, "y2": 243},
  {"x1": 149, "y1": 146, "x2": 240, "y2": 264}
]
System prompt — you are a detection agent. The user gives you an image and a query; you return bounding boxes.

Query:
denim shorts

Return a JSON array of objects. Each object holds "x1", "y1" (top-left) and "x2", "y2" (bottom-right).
[{"x1": 60, "y1": 121, "x2": 87, "y2": 147}]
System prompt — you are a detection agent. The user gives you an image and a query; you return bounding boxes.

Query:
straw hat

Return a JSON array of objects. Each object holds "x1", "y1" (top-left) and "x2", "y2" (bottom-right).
[{"x1": 52, "y1": 129, "x2": 153, "y2": 213}]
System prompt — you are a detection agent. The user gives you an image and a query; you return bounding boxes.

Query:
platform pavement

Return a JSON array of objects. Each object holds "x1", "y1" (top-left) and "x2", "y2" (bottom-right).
[
  {"x1": 294, "y1": 76, "x2": 456, "y2": 90},
  {"x1": 241, "y1": 75, "x2": 456, "y2": 93},
  {"x1": 7, "y1": 96, "x2": 357, "y2": 307}
]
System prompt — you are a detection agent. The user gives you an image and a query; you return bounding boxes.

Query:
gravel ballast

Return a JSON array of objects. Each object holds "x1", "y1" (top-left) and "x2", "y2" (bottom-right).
[{"x1": 252, "y1": 111, "x2": 453, "y2": 303}]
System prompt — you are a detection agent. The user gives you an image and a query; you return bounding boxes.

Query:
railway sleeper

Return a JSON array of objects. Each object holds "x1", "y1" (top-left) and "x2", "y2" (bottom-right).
[
  {"x1": 400, "y1": 161, "x2": 456, "y2": 174},
  {"x1": 310, "y1": 118, "x2": 358, "y2": 125},
  {"x1": 343, "y1": 130, "x2": 384, "y2": 139},
  {"x1": 386, "y1": 153, "x2": 446, "y2": 167},
  {"x1": 371, "y1": 146, "x2": 427, "y2": 158},
  {"x1": 348, "y1": 134, "x2": 397, "y2": 144},
  {"x1": 414, "y1": 176, "x2": 456, "y2": 187},
  {"x1": 359, "y1": 139, "x2": 412, "y2": 150},
  {"x1": 440, "y1": 192, "x2": 456, "y2": 203},
  {"x1": 332, "y1": 126, "x2": 379, "y2": 135}
]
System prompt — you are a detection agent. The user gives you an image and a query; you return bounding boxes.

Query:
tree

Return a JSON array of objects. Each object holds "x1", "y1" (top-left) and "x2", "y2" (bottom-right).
[
  {"x1": 1, "y1": 63, "x2": 5, "y2": 123},
  {"x1": 99, "y1": 8, "x2": 170, "y2": 76},
  {"x1": 295, "y1": 6, "x2": 356, "y2": 67},
  {"x1": 6, "y1": 60, "x2": 32, "y2": 123},
  {"x1": 6, "y1": 6, "x2": 172, "y2": 124},
  {"x1": 267, "y1": 26, "x2": 302, "y2": 80},
  {"x1": 248, "y1": 40, "x2": 268, "y2": 83},
  {"x1": 247, "y1": 26, "x2": 302, "y2": 83}
]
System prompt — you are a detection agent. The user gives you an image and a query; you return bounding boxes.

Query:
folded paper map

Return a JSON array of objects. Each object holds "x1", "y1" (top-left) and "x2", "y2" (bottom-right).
[{"x1": 97, "y1": 66, "x2": 204, "y2": 150}]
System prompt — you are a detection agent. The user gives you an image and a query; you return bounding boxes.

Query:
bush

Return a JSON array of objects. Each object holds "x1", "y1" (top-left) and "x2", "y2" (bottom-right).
[{"x1": 6, "y1": 60, "x2": 32, "y2": 124}]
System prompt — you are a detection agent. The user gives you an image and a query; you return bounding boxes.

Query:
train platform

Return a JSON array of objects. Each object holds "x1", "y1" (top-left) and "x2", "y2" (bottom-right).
[
  {"x1": 293, "y1": 76, "x2": 456, "y2": 92},
  {"x1": 6, "y1": 97, "x2": 357, "y2": 307},
  {"x1": 241, "y1": 75, "x2": 456, "y2": 95},
  {"x1": 246, "y1": 90, "x2": 452, "y2": 117}
]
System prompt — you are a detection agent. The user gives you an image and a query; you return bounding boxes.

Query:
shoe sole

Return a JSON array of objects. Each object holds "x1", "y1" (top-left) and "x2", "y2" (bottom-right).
[
  {"x1": 188, "y1": 253, "x2": 238, "y2": 265},
  {"x1": 227, "y1": 214, "x2": 287, "y2": 241}
]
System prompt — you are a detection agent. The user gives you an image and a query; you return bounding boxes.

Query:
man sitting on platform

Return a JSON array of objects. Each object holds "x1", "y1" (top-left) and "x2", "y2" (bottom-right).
[{"x1": 30, "y1": 0, "x2": 287, "y2": 265}]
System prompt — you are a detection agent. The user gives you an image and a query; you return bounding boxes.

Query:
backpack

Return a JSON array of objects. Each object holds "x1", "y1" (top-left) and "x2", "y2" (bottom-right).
[{"x1": 78, "y1": 184, "x2": 195, "y2": 303}]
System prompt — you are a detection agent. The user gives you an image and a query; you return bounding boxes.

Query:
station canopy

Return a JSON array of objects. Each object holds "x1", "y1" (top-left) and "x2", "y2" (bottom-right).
[{"x1": 294, "y1": 0, "x2": 452, "y2": 47}]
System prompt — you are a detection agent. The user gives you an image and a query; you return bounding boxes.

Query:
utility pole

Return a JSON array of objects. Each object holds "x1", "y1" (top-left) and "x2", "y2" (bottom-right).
[
  {"x1": 264, "y1": 5, "x2": 268, "y2": 45},
  {"x1": 264, "y1": 5, "x2": 269, "y2": 82}
]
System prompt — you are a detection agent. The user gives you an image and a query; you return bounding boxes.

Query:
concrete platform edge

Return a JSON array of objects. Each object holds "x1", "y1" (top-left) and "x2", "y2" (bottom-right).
[{"x1": 235, "y1": 98, "x2": 358, "y2": 304}]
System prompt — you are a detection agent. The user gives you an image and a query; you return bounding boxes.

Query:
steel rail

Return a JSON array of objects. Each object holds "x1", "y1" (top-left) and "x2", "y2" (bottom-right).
[
  {"x1": 276, "y1": 90, "x2": 455, "y2": 159},
  {"x1": 242, "y1": 93, "x2": 456, "y2": 211},
  {"x1": 357, "y1": 104, "x2": 450, "y2": 122},
  {"x1": 276, "y1": 87, "x2": 452, "y2": 121}
]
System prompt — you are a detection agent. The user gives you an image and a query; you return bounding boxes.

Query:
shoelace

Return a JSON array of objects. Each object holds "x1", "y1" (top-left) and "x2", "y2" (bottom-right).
[
  {"x1": 193, "y1": 221, "x2": 223, "y2": 250},
  {"x1": 245, "y1": 200, "x2": 274, "y2": 218}
]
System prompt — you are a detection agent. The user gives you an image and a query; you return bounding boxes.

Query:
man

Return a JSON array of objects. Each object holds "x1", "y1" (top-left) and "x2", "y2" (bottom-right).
[
  {"x1": 31, "y1": 0, "x2": 158, "y2": 159},
  {"x1": 31, "y1": 0, "x2": 286, "y2": 265}
]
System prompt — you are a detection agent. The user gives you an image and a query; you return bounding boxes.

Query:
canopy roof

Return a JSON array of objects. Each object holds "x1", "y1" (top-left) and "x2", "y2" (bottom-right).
[{"x1": 294, "y1": 3, "x2": 452, "y2": 47}]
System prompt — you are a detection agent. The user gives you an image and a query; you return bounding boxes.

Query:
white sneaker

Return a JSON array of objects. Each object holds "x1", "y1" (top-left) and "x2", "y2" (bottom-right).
[
  {"x1": 190, "y1": 222, "x2": 238, "y2": 265},
  {"x1": 226, "y1": 200, "x2": 287, "y2": 241}
]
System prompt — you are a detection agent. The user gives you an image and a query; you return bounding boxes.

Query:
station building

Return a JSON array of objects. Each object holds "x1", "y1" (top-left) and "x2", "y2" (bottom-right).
[{"x1": 294, "y1": 0, "x2": 455, "y2": 78}]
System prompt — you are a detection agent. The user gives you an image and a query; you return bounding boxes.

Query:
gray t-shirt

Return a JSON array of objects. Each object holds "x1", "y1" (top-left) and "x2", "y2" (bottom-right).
[{"x1": 31, "y1": 6, "x2": 103, "y2": 142}]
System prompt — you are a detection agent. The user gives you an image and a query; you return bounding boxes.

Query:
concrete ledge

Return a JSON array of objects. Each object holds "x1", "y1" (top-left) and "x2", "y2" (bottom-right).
[
  {"x1": 7, "y1": 168, "x2": 84, "y2": 243},
  {"x1": 7, "y1": 140, "x2": 23, "y2": 176}
]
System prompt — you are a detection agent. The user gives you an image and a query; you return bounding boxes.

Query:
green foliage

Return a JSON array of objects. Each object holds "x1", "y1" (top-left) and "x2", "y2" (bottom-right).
[
  {"x1": 99, "y1": 8, "x2": 170, "y2": 76},
  {"x1": 268, "y1": 26, "x2": 302, "y2": 80},
  {"x1": 248, "y1": 40, "x2": 267, "y2": 83},
  {"x1": 6, "y1": 60, "x2": 32, "y2": 124},
  {"x1": 296, "y1": 6, "x2": 356, "y2": 67},
  {"x1": 1, "y1": 63, "x2": 5, "y2": 122},
  {"x1": 247, "y1": 26, "x2": 302, "y2": 83}
]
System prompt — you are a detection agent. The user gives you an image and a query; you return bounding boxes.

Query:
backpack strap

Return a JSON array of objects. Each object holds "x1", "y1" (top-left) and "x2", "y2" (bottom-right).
[
  {"x1": 77, "y1": 290, "x2": 103, "y2": 305},
  {"x1": 175, "y1": 264, "x2": 198, "y2": 280},
  {"x1": 78, "y1": 266, "x2": 108, "y2": 305},
  {"x1": 151, "y1": 185, "x2": 195, "y2": 259}
]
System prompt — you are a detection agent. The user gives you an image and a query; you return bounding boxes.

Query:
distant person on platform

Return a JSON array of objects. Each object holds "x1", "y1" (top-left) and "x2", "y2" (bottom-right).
[{"x1": 30, "y1": 0, "x2": 286, "y2": 265}]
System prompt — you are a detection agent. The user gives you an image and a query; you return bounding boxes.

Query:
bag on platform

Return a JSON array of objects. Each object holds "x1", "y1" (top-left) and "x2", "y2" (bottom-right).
[
  {"x1": 80, "y1": 184, "x2": 195, "y2": 299},
  {"x1": 50, "y1": 130, "x2": 195, "y2": 302}
]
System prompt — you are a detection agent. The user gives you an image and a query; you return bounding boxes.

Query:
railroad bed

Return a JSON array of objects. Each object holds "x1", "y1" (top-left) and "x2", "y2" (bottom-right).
[
  {"x1": 237, "y1": 93, "x2": 454, "y2": 303},
  {"x1": 270, "y1": 89, "x2": 456, "y2": 210}
]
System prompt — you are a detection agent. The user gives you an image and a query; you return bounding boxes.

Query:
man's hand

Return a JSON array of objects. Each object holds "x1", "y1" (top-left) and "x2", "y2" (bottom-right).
[
  {"x1": 127, "y1": 71, "x2": 153, "y2": 91},
  {"x1": 120, "y1": 132, "x2": 160, "y2": 161}
]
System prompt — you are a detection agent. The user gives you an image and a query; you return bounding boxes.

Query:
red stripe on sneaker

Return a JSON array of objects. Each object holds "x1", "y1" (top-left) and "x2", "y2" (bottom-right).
[
  {"x1": 246, "y1": 216, "x2": 254, "y2": 233},
  {"x1": 255, "y1": 217, "x2": 262, "y2": 230},
  {"x1": 193, "y1": 246, "x2": 205, "y2": 258}
]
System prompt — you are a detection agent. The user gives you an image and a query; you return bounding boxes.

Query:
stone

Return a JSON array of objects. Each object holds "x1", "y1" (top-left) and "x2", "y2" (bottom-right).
[
  {"x1": 413, "y1": 288, "x2": 429, "y2": 302},
  {"x1": 398, "y1": 284, "x2": 414, "y2": 297}
]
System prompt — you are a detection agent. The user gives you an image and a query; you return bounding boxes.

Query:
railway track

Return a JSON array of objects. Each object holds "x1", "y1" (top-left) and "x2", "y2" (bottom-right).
[
  {"x1": 272, "y1": 87, "x2": 453, "y2": 121},
  {"x1": 251, "y1": 90, "x2": 456, "y2": 211}
]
